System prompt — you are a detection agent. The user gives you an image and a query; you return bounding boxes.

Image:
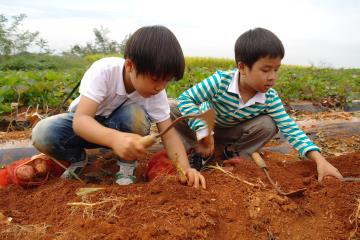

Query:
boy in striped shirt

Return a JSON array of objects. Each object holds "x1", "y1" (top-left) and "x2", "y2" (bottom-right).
[{"x1": 171, "y1": 28, "x2": 343, "y2": 182}]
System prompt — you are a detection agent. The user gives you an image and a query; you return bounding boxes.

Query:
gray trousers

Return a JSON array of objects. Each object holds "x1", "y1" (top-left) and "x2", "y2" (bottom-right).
[{"x1": 170, "y1": 100, "x2": 278, "y2": 159}]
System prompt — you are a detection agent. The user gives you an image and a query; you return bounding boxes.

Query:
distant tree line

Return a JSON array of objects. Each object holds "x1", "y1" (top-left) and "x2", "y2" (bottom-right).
[
  {"x1": 69, "y1": 26, "x2": 131, "y2": 56},
  {"x1": 0, "y1": 14, "x2": 50, "y2": 55},
  {"x1": 0, "y1": 13, "x2": 130, "y2": 56}
]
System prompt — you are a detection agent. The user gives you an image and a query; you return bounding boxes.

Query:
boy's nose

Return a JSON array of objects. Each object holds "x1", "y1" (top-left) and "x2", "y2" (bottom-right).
[
  {"x1": 155, "y1": 81, "x2": 168, "y2": 91},
  {"x1": 154, "y1": 86, "x2": 162, "y2": 92},
  {"x1": 268, "y1": 71, "x2": 277, "y2": 81}
]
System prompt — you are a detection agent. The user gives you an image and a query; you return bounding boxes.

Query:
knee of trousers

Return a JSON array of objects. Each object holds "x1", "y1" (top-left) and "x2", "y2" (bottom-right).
[
  {"x1": 31, "y1": 117, "x2": 60, "y2": 154},
  {"x1": 256, "y1": 115, "x2": 278, "y2": 137},
  {"x1": 118, "y1": 103, "x2": 151, "y2": 136}
]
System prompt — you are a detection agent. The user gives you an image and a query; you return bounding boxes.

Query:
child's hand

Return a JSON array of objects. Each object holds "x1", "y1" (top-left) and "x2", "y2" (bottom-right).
[
  {"x1": 195, "y1": 136, "x2": 214, "y2": 157},
  {"x1": 182, "y1": 168, "x2": 206, "y2": 189},
  {"x1": 111, "y1": 133, "x2": 147, "y2": 160},
  {"x1": 222, "y1": 156, "x2": 248, "y2": 171},
  {"x1": 223, "y1": 156, "x2": 247, "y2": 166},
  {"x1": 307, "y1": 151, "x2": 343, "y2": 181},
  {"x1": 316, "y1": 159, "x2": 343, "y2": 181}
]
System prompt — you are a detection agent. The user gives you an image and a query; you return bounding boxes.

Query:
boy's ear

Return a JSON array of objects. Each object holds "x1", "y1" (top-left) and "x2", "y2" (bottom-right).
[
  {"x1": 124, "y1": 59, "x2": 134, "y2": 72},
  {"x1": 237, "y1": 62, "x2": 246, "y2": 75}
]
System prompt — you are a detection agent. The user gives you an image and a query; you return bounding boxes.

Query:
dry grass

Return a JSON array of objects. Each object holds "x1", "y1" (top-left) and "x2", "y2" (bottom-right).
[
  {"x1": 349, "y1": 199, "x2": 360, "y2": 240},
  {"x1": 0, "y1": 223, "x2": 49, "y2": 239},
  {"x1": 205, "y1": 163, "x2": 261, "y2": 187},
  {"x1": 67, "y1": 193, "x2": 139, "y2": 220}
]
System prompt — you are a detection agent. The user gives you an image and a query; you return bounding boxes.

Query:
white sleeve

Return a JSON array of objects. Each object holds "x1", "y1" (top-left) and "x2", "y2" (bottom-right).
[
  {"x1": 196, "y1": 127, "x2": 209, "y2": 140},
  {"x1": 146, "y1": 90, "x2": 170, "y2": 123},
  {"x1": 79, "y1": 61, "x2": 109, "y2": 104}
]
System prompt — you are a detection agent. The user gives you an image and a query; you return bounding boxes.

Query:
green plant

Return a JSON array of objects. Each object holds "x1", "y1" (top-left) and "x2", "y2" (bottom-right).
[
  {"x1": 0, "y1": 56, "x2": 359, "y2": 115},
  {"x1": 0, "y1": 53, "x2": 86, "y2": 71}
]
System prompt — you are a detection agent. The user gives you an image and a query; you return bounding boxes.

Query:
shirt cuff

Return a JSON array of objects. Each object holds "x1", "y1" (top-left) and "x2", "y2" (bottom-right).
[
  {"x1": 195, "y1": 127, "x2": 214, "y2": 141},
  {"x1": 300, "y1": 146, "x2": 321, "y2": 159}
]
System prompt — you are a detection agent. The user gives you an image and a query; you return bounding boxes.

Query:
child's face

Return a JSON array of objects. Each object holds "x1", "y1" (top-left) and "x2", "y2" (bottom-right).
[
  {"x1": 239, "y1": 56, "x2": 281, "y2": 93},
  {"x1": 131, "y1": 72, "x2": 170, "y2": 98},
  {"x1": 125, "y1": 60, "x2": 171, "y2": 97}
]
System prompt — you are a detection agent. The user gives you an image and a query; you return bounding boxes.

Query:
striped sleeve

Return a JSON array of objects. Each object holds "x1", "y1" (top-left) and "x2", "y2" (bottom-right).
[
  {"x1": 266, "y1": 89, "x2": 321, "y2": 157},
  {"x1": 177, "y1": 71, "x2": 221, "y2": 131}
]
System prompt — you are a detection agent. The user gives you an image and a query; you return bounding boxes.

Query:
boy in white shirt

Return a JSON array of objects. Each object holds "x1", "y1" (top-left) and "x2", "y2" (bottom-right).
[{"x1": 31, "y1": 25, "x2": 206, "y2": 188}]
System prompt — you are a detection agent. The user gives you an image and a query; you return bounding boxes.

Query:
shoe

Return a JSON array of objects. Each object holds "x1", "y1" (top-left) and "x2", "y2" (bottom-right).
[
  {"x1": 61, "y1": 160, "x2": 87, "y2": 179},
  {"x1": 61, "y1": 151, "x2": 91, "y2": 179},
  {"x1": 115, "y1": 159, "x2": 137, "y2": 185},
  {"x1": 222, "y1": 144, "x2": 252, "y2": 161},
  {"x1": 222, "y1": 144, "x2": 241, "y2": 160},
  {"x1": 188, "y1": 152, "x2": 214, "y2": 171}
]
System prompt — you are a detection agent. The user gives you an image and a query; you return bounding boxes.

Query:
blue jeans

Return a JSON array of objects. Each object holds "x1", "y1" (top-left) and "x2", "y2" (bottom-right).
[{"x1": 31, "y1": 103, "x2": 151, "y2": 163}]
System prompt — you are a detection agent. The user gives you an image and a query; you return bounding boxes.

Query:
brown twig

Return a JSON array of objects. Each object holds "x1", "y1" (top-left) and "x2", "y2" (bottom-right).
[{"x1": 205, "y1": 163, "x2": 259, "y2": 187}]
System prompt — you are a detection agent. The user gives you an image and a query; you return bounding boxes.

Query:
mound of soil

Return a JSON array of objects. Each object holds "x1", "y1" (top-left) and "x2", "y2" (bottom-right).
[{"x1": 0, "y1": 152, "x2": 359, "y2": 240}]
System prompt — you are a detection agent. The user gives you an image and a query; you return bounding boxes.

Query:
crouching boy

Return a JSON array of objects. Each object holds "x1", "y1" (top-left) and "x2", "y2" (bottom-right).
[
  {"x1": 171, "y1": 28, "x2": 343, "y2": 182},
  {"x1": 31, "y1": 25, "x2": 206, "y2": 188}
]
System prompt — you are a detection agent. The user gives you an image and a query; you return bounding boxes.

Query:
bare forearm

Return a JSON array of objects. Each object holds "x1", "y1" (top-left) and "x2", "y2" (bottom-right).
[
  {"x1": 162, "y1": 130, "x2": 190, "y2": 171},
  {"x1": 306, "y1": 150, "x2": 343, "y2": 181},
  {"x1": 306, "y1": 150, "x2": 324, "y2": 163},
  {"x1": 73, "y1": 115, "x2": 122, "y2": 148},
  {"x1": 157, "y1": 119, "x2": 206, "y2": 188}
]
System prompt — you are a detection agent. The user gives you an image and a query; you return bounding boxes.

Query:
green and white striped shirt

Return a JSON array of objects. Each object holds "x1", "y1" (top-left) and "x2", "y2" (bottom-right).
[{"x1": 177, "y1": 69, "x2": 320, "y2": 157}]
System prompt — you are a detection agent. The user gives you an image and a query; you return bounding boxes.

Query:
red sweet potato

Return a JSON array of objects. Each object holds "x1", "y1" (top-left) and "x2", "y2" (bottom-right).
[
  {"x1": 33, "y1": 159, "x2": 48, "y2": 176},
  {"x1": 16, "y1": 165, "x2": 35, "y2": 180}
]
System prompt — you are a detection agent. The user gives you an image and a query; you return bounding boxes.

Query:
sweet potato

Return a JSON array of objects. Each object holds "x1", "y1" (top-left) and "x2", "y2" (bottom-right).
[
  {"x1": 33, "y1": 159, "x2": 48, "y2": 176},
  {"x1": 16, "y1": 165, "x2": 35, "y2": 180}
]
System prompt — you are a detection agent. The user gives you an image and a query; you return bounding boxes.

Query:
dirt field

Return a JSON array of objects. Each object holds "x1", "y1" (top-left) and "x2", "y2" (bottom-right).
[{"x1": 0, "y1": 111, "x2": 360, "y2": 240}]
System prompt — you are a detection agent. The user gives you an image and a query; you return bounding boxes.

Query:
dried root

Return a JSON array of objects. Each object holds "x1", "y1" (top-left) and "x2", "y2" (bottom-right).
[
  {"x1": 205, "y1": 163, "x2": 260, "y2": 187},
  {"x1": 172, "y1": 154, "x2": 187, "y2": 183},
  {"x1": 67, "y1": 194, "x2": 139, "y2": 220},
  {"x1": 0, "y1": 223, "x2": 49, "y2": 239},
  {"x1": 349, "y1": 199, "x2": 360, "y2": 240}
]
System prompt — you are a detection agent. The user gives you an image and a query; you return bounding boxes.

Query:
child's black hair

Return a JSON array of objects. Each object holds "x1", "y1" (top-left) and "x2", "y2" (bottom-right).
[
  {"x1": 234, "y1": 28, "x2": 284, "y2": 69},
  {"x1": 124, "y1": 25, "x2": 185, "y2": 81}
]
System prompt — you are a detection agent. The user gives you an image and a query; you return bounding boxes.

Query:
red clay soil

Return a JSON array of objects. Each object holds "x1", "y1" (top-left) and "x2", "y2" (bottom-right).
[{"x1": 0, "y1": 151, "x2": 359, "y2": 240}]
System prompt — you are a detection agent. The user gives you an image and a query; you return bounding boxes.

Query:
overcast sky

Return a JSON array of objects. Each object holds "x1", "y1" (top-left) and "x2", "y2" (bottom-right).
[{"x1": 1, "y1": 0, "x2": 360, "y2": 68}]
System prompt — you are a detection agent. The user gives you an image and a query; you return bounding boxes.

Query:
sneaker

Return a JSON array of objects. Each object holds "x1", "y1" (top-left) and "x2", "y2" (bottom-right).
[
  {"x1": 115, "y1": 159, "x2": 137, "y2": 185},
  {"x1": 188, "y1": 152, "x2": 214, "y2": 171},
  {"x1": 61, "y1": 160, "x2": 87, "y2": 179},
  {"x1": 222, "y1": 145, "x2": 240, "y2": 160},
  {"x1": 222, "y1": 144, "x2": 251, "y2": 161},
  {"x1": 61, "y1": 151, "x2": 91, "y2": 179}
]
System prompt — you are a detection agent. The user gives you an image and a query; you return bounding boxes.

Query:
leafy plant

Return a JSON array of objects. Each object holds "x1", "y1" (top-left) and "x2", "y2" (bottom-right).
[
  {"x1": 0, "y1": 53, "x2": 87, "y2": 71},
  {"x1": 0, "y1": 56, "x2": 359, "y2": 115}
]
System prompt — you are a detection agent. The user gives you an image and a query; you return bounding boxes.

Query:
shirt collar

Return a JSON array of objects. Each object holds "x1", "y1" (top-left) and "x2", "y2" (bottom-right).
[{"x1": 228, "y1": 69, "x2": 266, "y2": 108}]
